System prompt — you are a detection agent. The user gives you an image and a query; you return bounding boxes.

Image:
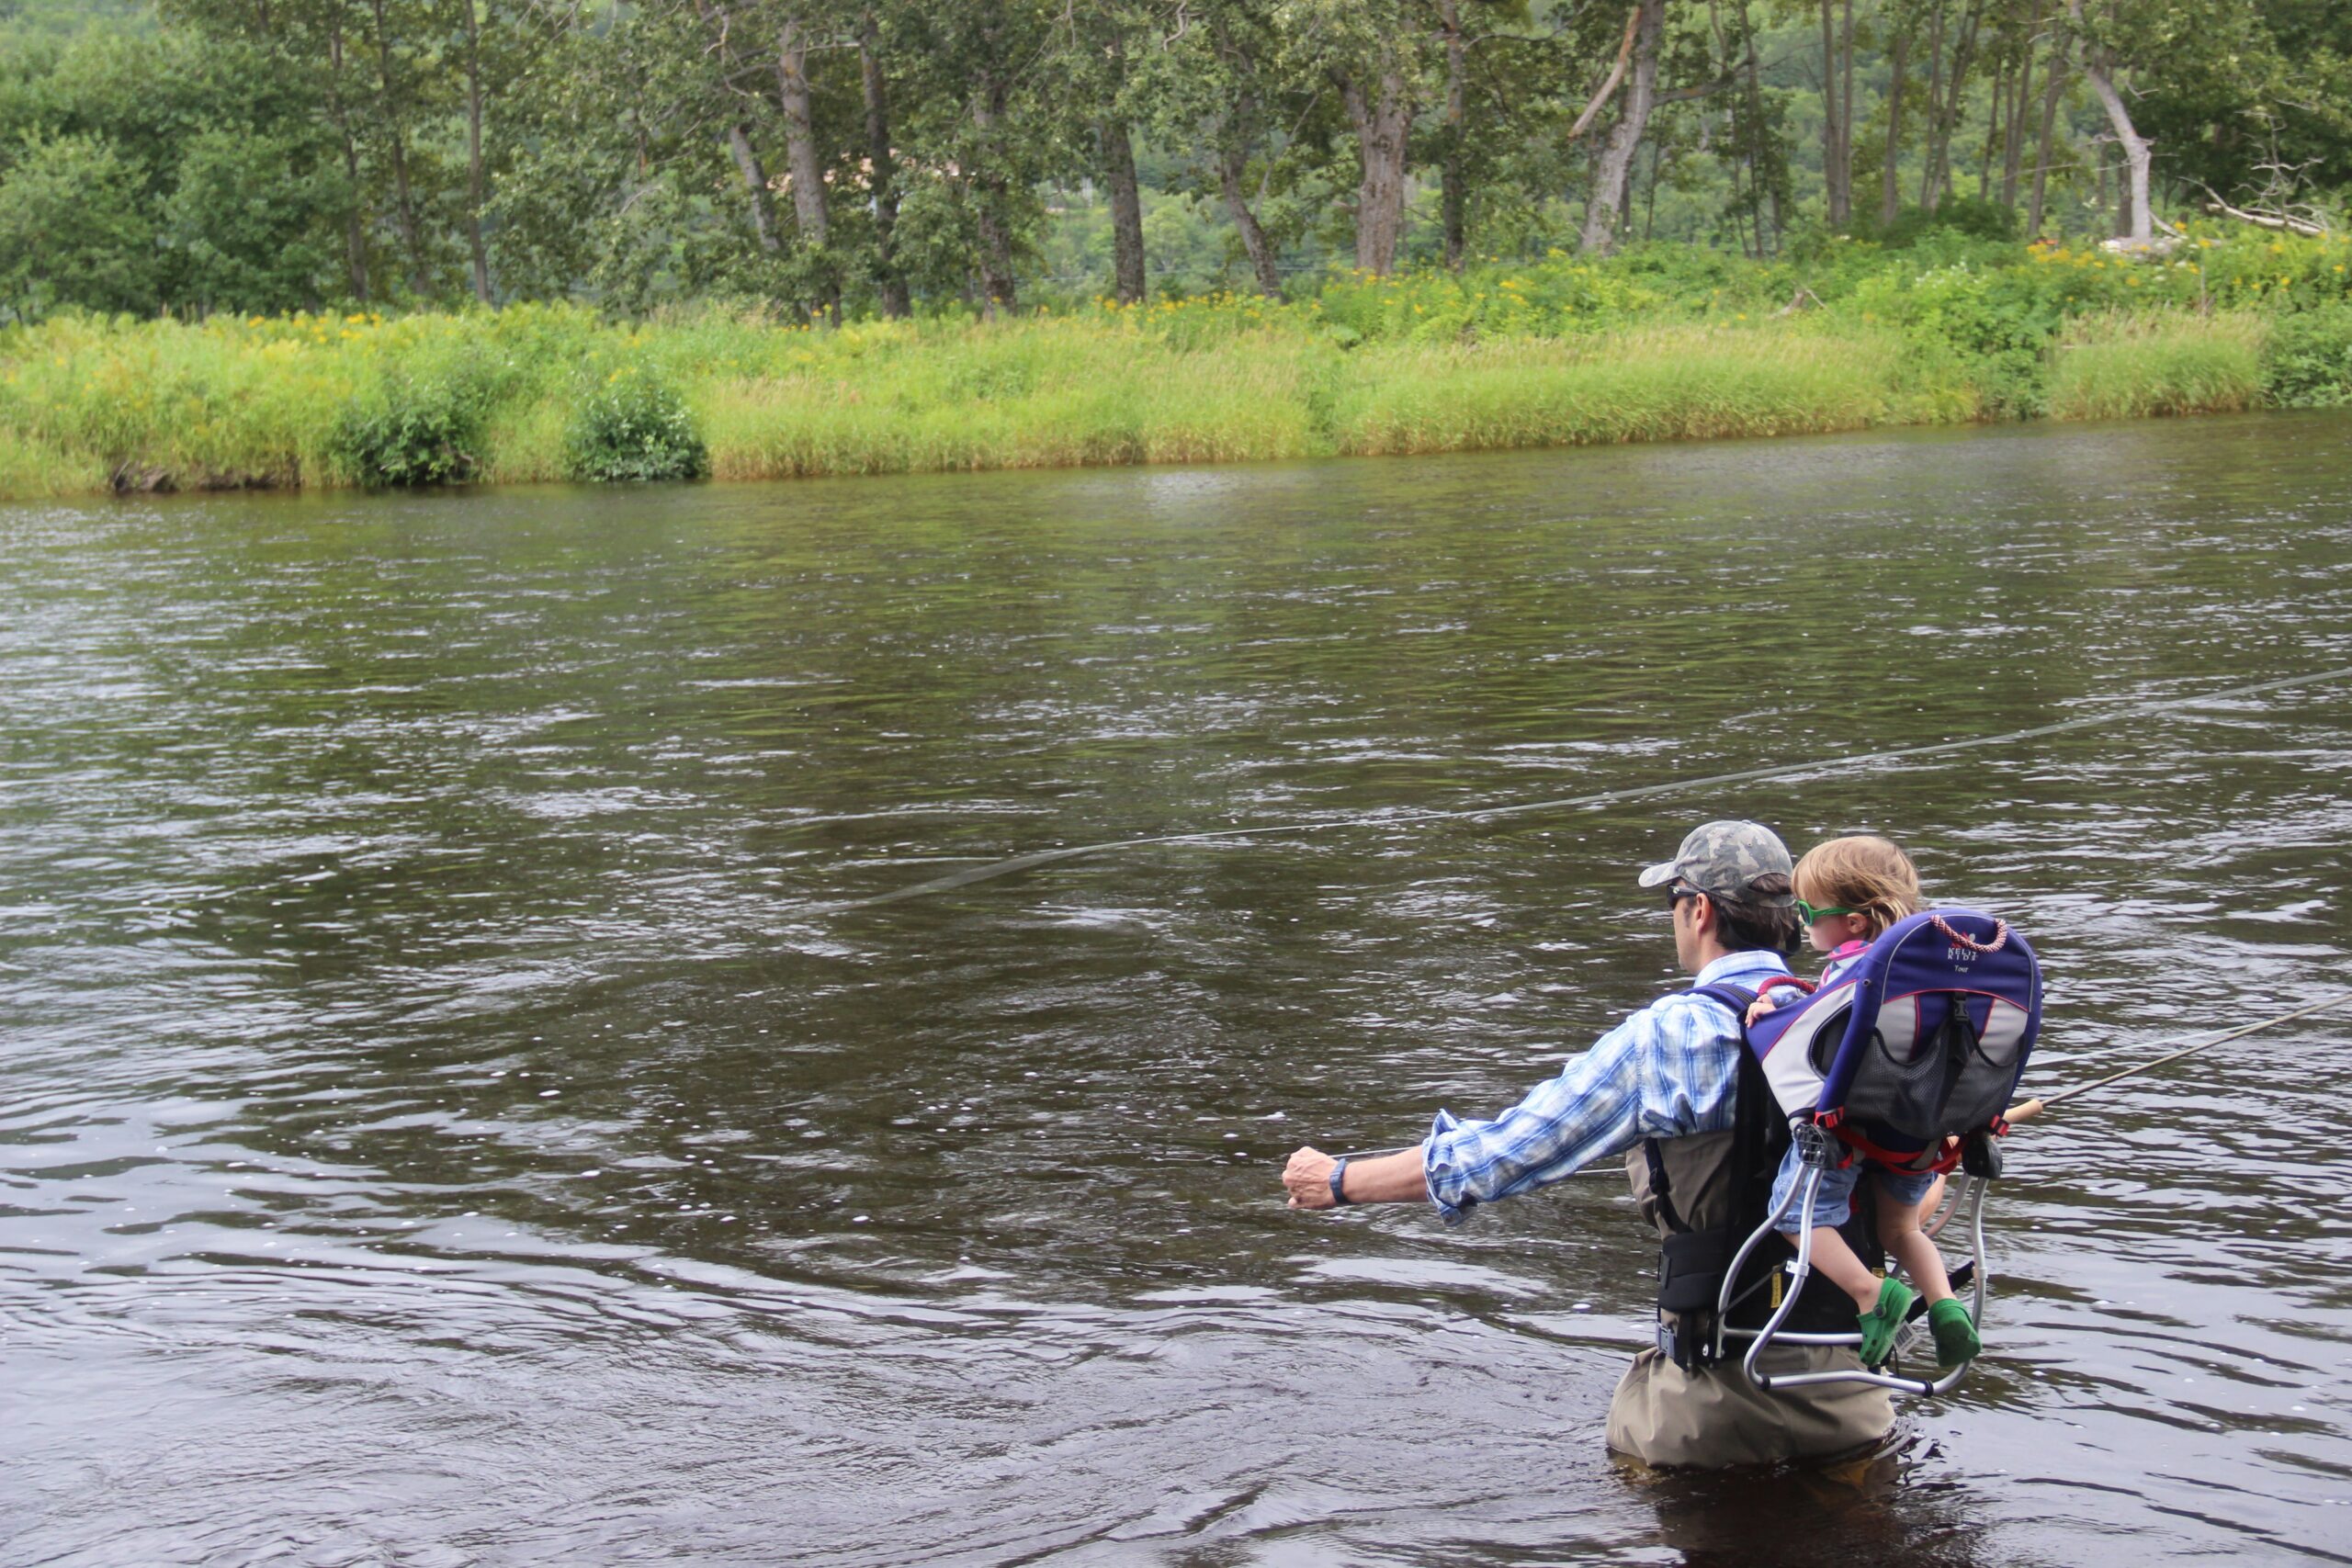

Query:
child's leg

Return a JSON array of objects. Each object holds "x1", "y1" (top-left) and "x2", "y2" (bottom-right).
[
  {"x1": 1882, "y1": 1174, "x2": 1982, "y2": 1363},
  {"x1": 1879, "y1": 1183, "x2": 1954, "y2": 1303},
  {"x1": 1793, "y1": 1224, "x2": 1883, "y2": 1315},
  {"x1": 1770, "y1": 1149, "x2": 1879, "y2": 1311}
]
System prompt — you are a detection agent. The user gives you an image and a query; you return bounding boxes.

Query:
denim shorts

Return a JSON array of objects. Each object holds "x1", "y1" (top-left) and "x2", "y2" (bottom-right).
[{"x1": 1770, "y1": 1145, "x2": 1939, "y2": 1235}]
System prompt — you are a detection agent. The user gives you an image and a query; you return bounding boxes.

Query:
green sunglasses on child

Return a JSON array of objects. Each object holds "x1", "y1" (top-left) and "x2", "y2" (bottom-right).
[{"x1": 1794, "y1": 900, "x2": 1855, "y2": 922}]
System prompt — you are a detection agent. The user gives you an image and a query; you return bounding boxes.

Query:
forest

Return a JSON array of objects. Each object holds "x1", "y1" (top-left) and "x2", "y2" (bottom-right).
[
  {"x1": 1, "y1": 0, "x2": 2346, "y2": 320},
  {"x1": 4, "y1": 0, "x2": 2351, "y2": 499}
]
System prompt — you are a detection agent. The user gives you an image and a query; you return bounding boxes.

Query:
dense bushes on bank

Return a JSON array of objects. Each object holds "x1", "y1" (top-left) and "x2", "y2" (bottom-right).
[{"x1": 5, "y1": 227, "x2": 2352, "y2": 502}]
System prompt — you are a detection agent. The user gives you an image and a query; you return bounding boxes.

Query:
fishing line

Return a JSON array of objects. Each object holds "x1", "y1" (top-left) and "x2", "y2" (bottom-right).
[
  {"x1": 1326, "y1": 991, "x2": 2352, "y2": 1168},
  {"x1": 852, "y1": 662, "x2": 2352, "y2": 907}
]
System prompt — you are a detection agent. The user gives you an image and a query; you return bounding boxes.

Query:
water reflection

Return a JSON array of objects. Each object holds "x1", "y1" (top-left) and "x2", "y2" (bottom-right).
[
  {"x1": 4, "y1": 414, "x2": 2351, "y2": 1562},
  {"x1": 1624, "y1": 1446, "x2": 1988, "y2": 1568}
]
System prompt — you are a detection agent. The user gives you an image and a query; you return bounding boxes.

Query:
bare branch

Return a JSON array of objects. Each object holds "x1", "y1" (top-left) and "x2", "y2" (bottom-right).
[{"x1": 1566, "y1": 4, "x2": 1641, "y2": 141}]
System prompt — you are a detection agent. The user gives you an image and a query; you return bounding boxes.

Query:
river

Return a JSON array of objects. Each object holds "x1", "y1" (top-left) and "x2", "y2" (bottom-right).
[{"x1": 4, "y1": 413, "x2": 2350, "y2": 1564}]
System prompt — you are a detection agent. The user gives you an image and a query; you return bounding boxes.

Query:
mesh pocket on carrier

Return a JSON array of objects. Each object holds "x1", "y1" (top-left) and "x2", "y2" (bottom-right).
[{"x1": 1842, "y1": 995, "x2": 2024, "y2": 1141}]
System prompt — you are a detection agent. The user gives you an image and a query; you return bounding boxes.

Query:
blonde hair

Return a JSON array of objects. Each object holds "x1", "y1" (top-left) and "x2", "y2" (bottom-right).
[{"x1": 1792, "y1": 835, "x2": 1922, "y2": 941}]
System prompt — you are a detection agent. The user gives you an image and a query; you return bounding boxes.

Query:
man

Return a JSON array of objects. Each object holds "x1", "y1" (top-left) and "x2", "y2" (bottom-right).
[{"x1": 1280, "y1": 819, "x2": 1894, "y2": 1467}]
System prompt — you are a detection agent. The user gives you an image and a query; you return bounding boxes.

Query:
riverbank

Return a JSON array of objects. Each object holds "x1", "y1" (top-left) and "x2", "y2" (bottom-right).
[{"x1": 4, "y1": 229, "x2": 2348, "y2": 502}]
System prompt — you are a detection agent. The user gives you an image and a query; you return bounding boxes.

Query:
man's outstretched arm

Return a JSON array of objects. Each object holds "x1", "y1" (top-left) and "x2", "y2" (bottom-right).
[{"x1": 1281, "y1": 1145, "x2": 1426, "y2": 1209}]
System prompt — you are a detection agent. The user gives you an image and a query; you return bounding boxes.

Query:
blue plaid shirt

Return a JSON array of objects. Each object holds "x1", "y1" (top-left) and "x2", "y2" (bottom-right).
[{"x1": 1421, "y1": 949, "x2": 1793, "y2": 1223}]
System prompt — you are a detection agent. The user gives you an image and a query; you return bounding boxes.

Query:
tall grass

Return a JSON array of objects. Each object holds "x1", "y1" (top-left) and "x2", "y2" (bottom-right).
[
  {"x1": 697, "y1": 320, "x2": 1330, "y2": 479},
  {"x1": 5, "y1": 226, "x2": 2351, "y2": 502},
  {"x1": 1329, "y1": 325, "x2": 1978, "y2": 455},
  {"x1": 2048, "y1": 313, "x2": 2267, "y2": 421}
]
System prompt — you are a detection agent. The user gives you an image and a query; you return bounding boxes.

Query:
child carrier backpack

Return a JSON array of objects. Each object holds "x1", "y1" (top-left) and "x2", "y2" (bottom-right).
[{"x1": 1713, "y1": 908, "x2": 2042, "y2": 1396}]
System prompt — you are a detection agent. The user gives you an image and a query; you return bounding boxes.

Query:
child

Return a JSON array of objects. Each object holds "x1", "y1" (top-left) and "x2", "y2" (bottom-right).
[{"x1": 1748, "y1": 834, "x2": 1981, "y2": 1370}]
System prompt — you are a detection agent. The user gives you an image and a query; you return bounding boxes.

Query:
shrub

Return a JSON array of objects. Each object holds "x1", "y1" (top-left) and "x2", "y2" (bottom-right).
[
  {"x1": 2259, "y1": 305, "x2": 2352, "y2": 409},
  {"x1": 330, "y1": 371, "x2": 485, "y2": 487},
  {"x1": 563, "y1": 367, "x2": 707, "y2": 481},
  {"x1": 1864, "y1": 198, "x2": 2020, "y2": 249}
]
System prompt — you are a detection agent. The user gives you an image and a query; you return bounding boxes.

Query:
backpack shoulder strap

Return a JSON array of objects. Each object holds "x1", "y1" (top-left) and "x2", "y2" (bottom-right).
[
  {"x1": 1687, "y1": 981, "x2": 1759, "y2": 1018},
  {"x1": 1642, "y1": 982, "x2": 1759, "y2": 1235}
]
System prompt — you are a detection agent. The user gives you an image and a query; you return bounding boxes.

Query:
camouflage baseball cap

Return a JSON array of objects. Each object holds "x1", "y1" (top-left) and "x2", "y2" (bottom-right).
[{"x1": 1636, "y1": 820, "x2": 1794, "y2": 899}]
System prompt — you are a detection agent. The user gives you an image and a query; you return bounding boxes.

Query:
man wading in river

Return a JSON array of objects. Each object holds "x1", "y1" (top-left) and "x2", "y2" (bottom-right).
[{"x1": 1280, "y1": 820, "x2": 1894, "y2": 1467}]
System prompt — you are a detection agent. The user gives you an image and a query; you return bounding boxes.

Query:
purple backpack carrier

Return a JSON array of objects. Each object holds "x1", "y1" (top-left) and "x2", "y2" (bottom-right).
[
  {"x1": 1747, "y1": 908, "x2": 2042, "y2": 1175},
  {"x1": 1713, "y1": 908, "x2": 2042, "y2": 1398}
]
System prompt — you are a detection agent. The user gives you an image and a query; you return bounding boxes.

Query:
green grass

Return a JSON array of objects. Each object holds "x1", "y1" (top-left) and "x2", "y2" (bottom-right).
[
  {"x1": 2049, "y1": 313, "x2": 2267, "y2": 421},
  {"x1": 5, "y1": 225, "x2": 2351, "y2": 502},
  {"x1": 1328, "y1": 325, "x2": 1979, "y2": 455}
]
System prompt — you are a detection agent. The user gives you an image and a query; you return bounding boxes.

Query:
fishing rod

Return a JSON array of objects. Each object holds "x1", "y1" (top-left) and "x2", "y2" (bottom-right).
[
  {"x1": 1322, "y1": 991, "x2": 2352, "y2": 1169},
  {"x1": 2003, "y1": 990, "x2": 2352, "y2": 1123}
]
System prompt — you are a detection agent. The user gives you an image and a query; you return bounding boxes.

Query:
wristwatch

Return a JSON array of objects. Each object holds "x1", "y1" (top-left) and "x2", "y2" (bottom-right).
[{"x1": 1329, "y1": 1156, "x2": 1352, "y2": 1206}]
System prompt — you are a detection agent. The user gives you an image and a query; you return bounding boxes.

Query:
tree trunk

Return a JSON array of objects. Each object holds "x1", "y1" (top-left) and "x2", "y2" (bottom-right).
[
  {"x1": 2071, "y1": 5, "x2": 2151, "y2": 244},
  {"x1": 1820, "y1": 0, "x2": 1848, "y2": 227},
  {"x1": 1952, "y1": 0, "x2": 1989, "y2": 201},
  {"x1": 326, "y1": 20, "x2": 370, "y2": 301},
  {"x1": 726, "y1": 125, "x2": 783, "y2": 253},
  {"x1": 1098, "y1": 117, "x2": 1147, "y2": 303},
  {"x1": 1928, "y1": 0, "x2": 1986, "y2": 208},
  {"x1": 970, "y1": 78, "x2": 1018, "y2": 314},
  {"x1": 1704, "y1": 0, "x2": 1751, "y2": 254},
  {"x1": 776, "y1": 19, "x2": 827, "y2": 244},
  {"x1": 1882, "y1": 9, "x2": 1909, "y2": 227},
  {"x1": 367, "y1": 0, "x2": 429, "y2": 295},
  {"x1": 461, "y1": 0, "x2": 491, "y2": 302},
  {"x1": 1840, "y1": 0, "x2": 1856, "y2": 209},
  {"x1": 1642, "y1": 139, "x2": 1663, "y2": 240},
  {"x1": 2028, "y1": 34, "x2": 2068, "y2": 234},
  {"x1": 1337, "y1": 57, "x2": 1413, "y2": 274},
  {"x1": 1581, "y1": 0, "x2": 1663, "y2": 254},
  {"x1": 1741, "y1": 0, "x2": 1779, "y2": 252},
  {"x1": 1917, "y1": 0, "x2": 1945, "y2": 209},
  {"x1": 1569, "y1": 5, "x2": 1642, "y2": 141},
  {"x1": 2000, "y1": 0, "x2": 2040, "y2": 210},
  {"x1": 1440, "y1": 0, "x2": 1467, "y2": 271},
  {"x1": 1977, "y1": 55, "x2": 2005, "y2": 200},
  {"x1": 858, "y1": 10, "x2": 909, "y2": 318},
  {"x1": 776, "y1": 16, "x2": 835, "y2": 321},
  {"x1": 1217, "y1": 139, "x2": 1283, "y2": 298}
]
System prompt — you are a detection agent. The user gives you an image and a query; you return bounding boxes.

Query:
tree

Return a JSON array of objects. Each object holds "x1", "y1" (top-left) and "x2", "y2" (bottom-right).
[
  {"x1": 0, "y1": 133, "x2": 155, "y2": 316},
  {"x1": 1581, "y1": 0, "x2": 1663, "y2": 254}
]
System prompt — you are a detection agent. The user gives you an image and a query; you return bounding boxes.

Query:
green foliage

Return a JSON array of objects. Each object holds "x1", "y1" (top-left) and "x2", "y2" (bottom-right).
[
  {"x1": 2259, "y1": 304, "x2": 2352, "y2": 408},
  {"x1": 1863, "y1": 199, "x2": 2022, "y2": 249},
  {"x1": 563, "y1": 367, "x2": 707, "y2": 482},
  {"x1": 165, "y1": 127, "x2": 347, "y2": 314},
  {"x1": 333, "y1": 371, "x2": 486, "y2": 488},
  {"x1": 5, "y1": 230, "x2": 2351, "y2": 502},
  {"x1": 0, "y1": 132, "x2": 153, "y2": 316}
]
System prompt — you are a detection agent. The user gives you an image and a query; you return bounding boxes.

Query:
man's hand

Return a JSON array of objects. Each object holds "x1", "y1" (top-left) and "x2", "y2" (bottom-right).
[{"x1": 1283, "y1": 1145, "x2": 1339, "y2": 1210}]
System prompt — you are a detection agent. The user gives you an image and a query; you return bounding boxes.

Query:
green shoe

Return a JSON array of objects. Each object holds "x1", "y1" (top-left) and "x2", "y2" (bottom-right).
[
  {"x1": 1857, "y1": 1277, "x2": 1917, "y2": 1366},
  {"x1": 1929, "y1": 1297, "x2": 1981, "y2": 1366}
]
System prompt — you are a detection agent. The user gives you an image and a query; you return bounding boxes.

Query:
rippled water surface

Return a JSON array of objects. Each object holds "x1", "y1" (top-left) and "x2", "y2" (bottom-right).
[{"x1": 6, "y1": 415, "x2": 2352, "y2": 1565}]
